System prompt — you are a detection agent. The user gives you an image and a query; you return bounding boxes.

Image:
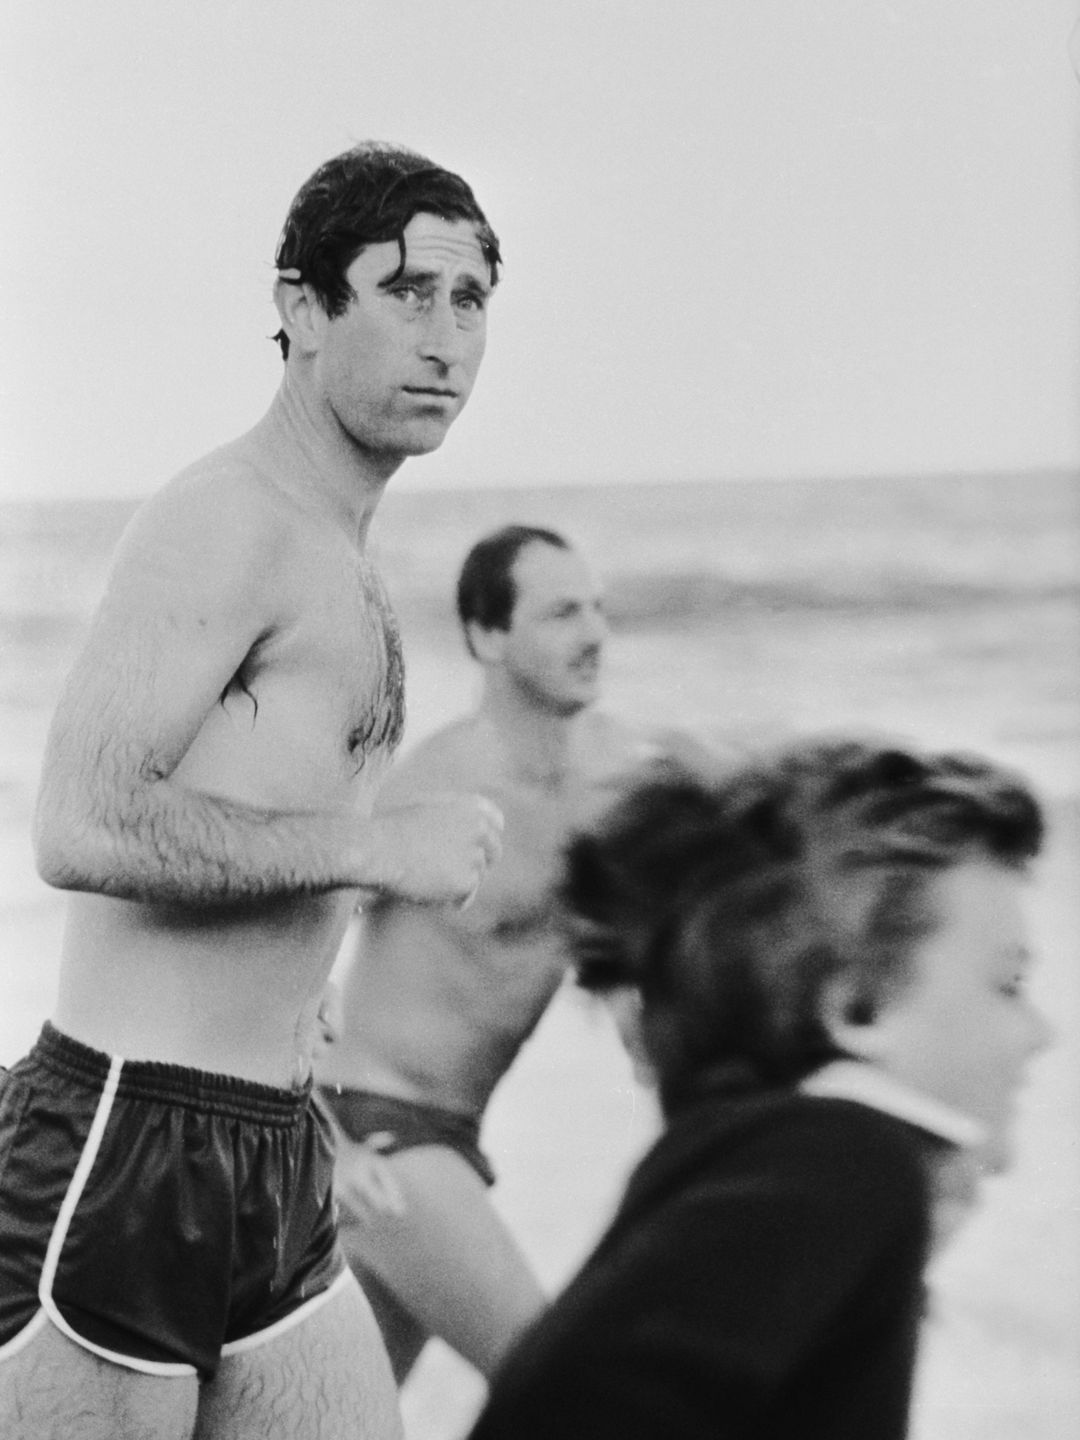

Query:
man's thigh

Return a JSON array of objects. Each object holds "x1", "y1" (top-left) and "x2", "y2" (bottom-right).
[
  {"x1": 194, "y1": 1271, "x2": 402, "y2": 1440},
  {"x1": 338, "y1": 1144, "x2": 545, "y2": 1378},
  {"x1": 0, "y1": 1318, "x2": 199, "y2": 1440},
  {"x1": 350, "y1": 1261, "x2": 430, "y2": 1384}
]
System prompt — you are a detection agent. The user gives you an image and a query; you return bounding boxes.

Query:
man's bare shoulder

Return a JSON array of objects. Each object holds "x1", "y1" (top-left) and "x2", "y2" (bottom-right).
[
  {"x1": 579, "y1": 713, "x2": 744, "y2": 790},
  {"x1": 114, "y1": 452, "x2": 252, "y2": 556},
  {"x1": 132, "y1": 443, "x2": 294, "y2": 546},
  {"x1": 641, "y1": 726, "x2": 748, "y2": 782},
  {"x1": 106, "y1": 444, "x2": 312, "y2": 613},
  {"x1": 580, "y1": 709, "x2": 641, "y2": 759},
  {"x1": 577, "y1": 710, "x2": 679, "y2": 775}
]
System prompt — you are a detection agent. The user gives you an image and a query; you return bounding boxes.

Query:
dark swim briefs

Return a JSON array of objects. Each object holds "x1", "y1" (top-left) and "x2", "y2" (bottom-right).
[
  {"x1": 318, "y1": 1086, "x2": 496, "y2": 1187},
  {"x1": 0, "y1": 1022, "x2": 348, "y2": 1378}
]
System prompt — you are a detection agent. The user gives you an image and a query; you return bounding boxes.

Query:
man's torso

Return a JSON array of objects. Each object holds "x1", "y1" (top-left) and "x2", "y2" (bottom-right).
[
  {"x1": 319, "y1": 711, "x2": 644, "y2": 1112},
  {"x1": 53, "y1": 447, "x2": 404, "y2": 1084}
]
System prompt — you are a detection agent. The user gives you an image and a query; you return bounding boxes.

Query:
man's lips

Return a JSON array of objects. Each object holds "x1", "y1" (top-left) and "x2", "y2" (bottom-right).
[{"x1": 402, "y1": 386, "x2": 458, "y2": 400}]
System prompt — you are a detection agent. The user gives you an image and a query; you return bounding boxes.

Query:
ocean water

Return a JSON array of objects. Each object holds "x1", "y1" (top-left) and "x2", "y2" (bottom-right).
[{"x1": 4, "y1": 469, "x2": 1076, "y2": 843}]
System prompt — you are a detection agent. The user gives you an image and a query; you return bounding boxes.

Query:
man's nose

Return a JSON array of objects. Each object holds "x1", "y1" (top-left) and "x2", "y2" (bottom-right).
[
  {"x1": 1026, "y1": 1000, "x2": 1056, "y2": 1057},
  {"x1": 582, "y1": 604, "x2": 607, "y2": 644},
  {"x1": 419, "y1": 298, "x2": 466, "y2": 367}
]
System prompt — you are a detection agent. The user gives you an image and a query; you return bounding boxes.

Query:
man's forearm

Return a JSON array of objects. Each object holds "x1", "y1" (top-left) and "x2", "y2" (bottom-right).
[{"x1": 34, "y1": 777, "x2": 378, "y2": 905}]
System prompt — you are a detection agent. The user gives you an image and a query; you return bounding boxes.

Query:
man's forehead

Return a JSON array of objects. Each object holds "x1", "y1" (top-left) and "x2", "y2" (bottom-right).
[
  {"x1": 514, "y1": 544, "x2": 600, "y2": 600},
  {"x1": 352, "y1": 213, "x2": 490, "y2": 277}
]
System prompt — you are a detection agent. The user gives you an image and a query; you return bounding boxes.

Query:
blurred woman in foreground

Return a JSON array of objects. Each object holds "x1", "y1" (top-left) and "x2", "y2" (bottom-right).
[{"x1": 468, "y1": 737, "x2": 1052, "y2": 1440}]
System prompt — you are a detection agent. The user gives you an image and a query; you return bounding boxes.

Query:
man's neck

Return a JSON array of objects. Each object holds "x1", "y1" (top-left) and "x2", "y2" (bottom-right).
[
  {"x1": 478, "y1": 682, "x2": 586, "y2": 787},
  {"x1": 248, "y1": 376, "x2": 404, "y2": 542}
]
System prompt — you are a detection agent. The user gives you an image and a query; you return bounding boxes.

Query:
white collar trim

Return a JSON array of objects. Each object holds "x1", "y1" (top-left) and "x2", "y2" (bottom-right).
[{"x1": 800, "y1": 1061, "x2": 987, "y2": 1150}]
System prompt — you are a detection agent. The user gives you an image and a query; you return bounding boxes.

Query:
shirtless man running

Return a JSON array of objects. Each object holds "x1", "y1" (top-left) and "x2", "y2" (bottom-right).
[
  {"x1": 0, "y1": 143, "x2": 503, "y2": 1440},
  {"x1": 315, "y1": 524, "x2": 675, "y2": 1385}
]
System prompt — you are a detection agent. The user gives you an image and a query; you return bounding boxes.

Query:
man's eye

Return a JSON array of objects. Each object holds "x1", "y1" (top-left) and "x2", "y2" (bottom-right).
[
  {"x1": 454, "y1": 291, "x2": 485, "y2": 312},
  {"x1": 391, "y1": 285, "x2": 426, "y2": 307}
]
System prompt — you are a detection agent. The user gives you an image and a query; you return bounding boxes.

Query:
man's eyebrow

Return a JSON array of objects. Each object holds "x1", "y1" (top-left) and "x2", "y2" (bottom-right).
[
  {"x1": 375, "y1": 265, "x2": 492, "y2": 296},
  {"x1": 454, "y1": 274, "x2": 491, "y2": 297},
  {"x1": 376, "y1": 264, "x2": 439, "y2": 290}
]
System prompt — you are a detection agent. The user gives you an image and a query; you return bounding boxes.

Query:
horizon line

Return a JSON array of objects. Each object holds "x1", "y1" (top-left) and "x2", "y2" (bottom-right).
[{"x1": 1, "y1": 464, "x2": 1076, "y2": 511}]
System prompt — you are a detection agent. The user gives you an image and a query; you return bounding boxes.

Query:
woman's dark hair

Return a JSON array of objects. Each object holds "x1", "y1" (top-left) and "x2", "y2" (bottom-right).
[
  {"x1": 562, "y1": 738, "x2": 1043, "y2": 1110},
  {"x1": 456, "y1": 525, "x2": 569, "y2": 657},
  {"x1": 273, "y1": 141, "x2": 501, "y2": 358}
]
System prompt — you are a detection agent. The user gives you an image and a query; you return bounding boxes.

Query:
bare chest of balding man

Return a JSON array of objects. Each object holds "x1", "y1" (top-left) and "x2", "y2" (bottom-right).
[
  {"x1": 346, "y1": 897, "x2": 571, "y2": 1114},
  {"x1": 337, "y1": 769, "x2": 619, "y2": 1110}
]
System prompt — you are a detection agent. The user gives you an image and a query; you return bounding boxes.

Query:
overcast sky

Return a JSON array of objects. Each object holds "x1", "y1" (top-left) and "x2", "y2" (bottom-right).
[{"x1": 2, "y1": 0, "x2": 1077, "y2": 500}]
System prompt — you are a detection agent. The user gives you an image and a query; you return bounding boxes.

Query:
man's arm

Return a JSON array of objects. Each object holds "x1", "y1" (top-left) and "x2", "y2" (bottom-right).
[{"x1": 33, "y1": 477, "x2": 499, "y2": 906}]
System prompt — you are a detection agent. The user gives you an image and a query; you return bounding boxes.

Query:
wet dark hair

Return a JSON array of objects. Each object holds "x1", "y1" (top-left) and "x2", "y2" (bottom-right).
[
  {"x1": 273, "y1": 141, "x2": 501, "y2": 359},
  {"x1": 562, "y1": 738, "x2": 1043, "y2": 1111},
  {"x1": 456, "y1": 525, "x2": 570, "y2": 658}
]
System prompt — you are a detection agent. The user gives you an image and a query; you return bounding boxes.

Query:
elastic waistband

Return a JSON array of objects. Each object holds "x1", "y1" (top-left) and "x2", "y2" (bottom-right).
[
  {"x1": 33, "y1": 1022, "x2": 311, "y2": 1126},
  {"x1": 318, "y1": 1085, "x2": 482, "y2": 1140}
]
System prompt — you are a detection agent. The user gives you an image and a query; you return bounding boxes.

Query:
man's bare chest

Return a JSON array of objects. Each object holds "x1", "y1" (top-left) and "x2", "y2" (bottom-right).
[{"x1": 242, "y1": 556, "x2": 405, "y2": 762}]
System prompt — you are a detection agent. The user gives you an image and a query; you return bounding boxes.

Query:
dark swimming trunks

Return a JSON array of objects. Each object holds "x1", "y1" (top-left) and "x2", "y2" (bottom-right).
[
  {"x1": 0, "y1": 1022, "x2": 347, "y2": 1378},
  {"x1": 318, "y1": 1086, "x2": 496, "y2": 1187}
]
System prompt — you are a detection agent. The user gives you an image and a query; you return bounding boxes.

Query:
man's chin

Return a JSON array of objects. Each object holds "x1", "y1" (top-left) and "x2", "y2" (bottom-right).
[
  {"x1": 411, "y1": 417, "x2": 466, "y2": 455},
  {"x1": 552, "y1": 691, "x2": 595, "y2": 718},
  {"x1": 359, "y1": 413, "x2": 456, "y2": 463},
  {"x1": 571, "y1": 676, "x2": 601, "y2": 707},
  {"x1": 397, "y1": 421, "x2": 455, "y2": 457}
]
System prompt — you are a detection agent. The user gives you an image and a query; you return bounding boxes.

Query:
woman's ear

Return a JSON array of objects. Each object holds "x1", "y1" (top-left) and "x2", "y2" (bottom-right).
[{"x1": 819, "y1": 972, "x2": 889, "y2": 1061}]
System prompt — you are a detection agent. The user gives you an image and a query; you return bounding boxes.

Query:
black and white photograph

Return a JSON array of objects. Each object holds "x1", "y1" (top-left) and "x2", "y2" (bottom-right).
[{"x1": 1, "y1": 4, "x2": 1077, "y2": 1437}]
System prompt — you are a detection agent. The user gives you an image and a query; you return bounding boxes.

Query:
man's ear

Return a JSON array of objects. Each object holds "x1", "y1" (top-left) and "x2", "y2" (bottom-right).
[
  {"x1": 467, "y1": 622, "x2": 507, "y2": 665},
  {"x1": 819, "y1": 971, "x2": 890, "y2": 1061},
  {"x1": 273, "y1": 277, "x2": 326, "y2": 359}
]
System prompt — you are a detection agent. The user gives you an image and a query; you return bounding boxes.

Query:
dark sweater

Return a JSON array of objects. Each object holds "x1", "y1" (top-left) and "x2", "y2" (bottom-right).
[{"x1": 469, "y1": 1080, "x2": 933, "y2": 1440}]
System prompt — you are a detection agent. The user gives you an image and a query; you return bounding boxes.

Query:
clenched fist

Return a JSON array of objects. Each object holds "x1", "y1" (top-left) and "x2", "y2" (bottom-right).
[{"x1": 368, "y1": 792, "x2": 504, "y2": 905}]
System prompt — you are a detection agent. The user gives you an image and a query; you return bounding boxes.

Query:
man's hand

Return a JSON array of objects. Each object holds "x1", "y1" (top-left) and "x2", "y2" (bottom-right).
[
  {"x1": 368, "y1": 793, "x2": 504, "y2": 906},
  {"x1": 334, "y1": 1135, "x2": 408, "y2": 1222}
]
